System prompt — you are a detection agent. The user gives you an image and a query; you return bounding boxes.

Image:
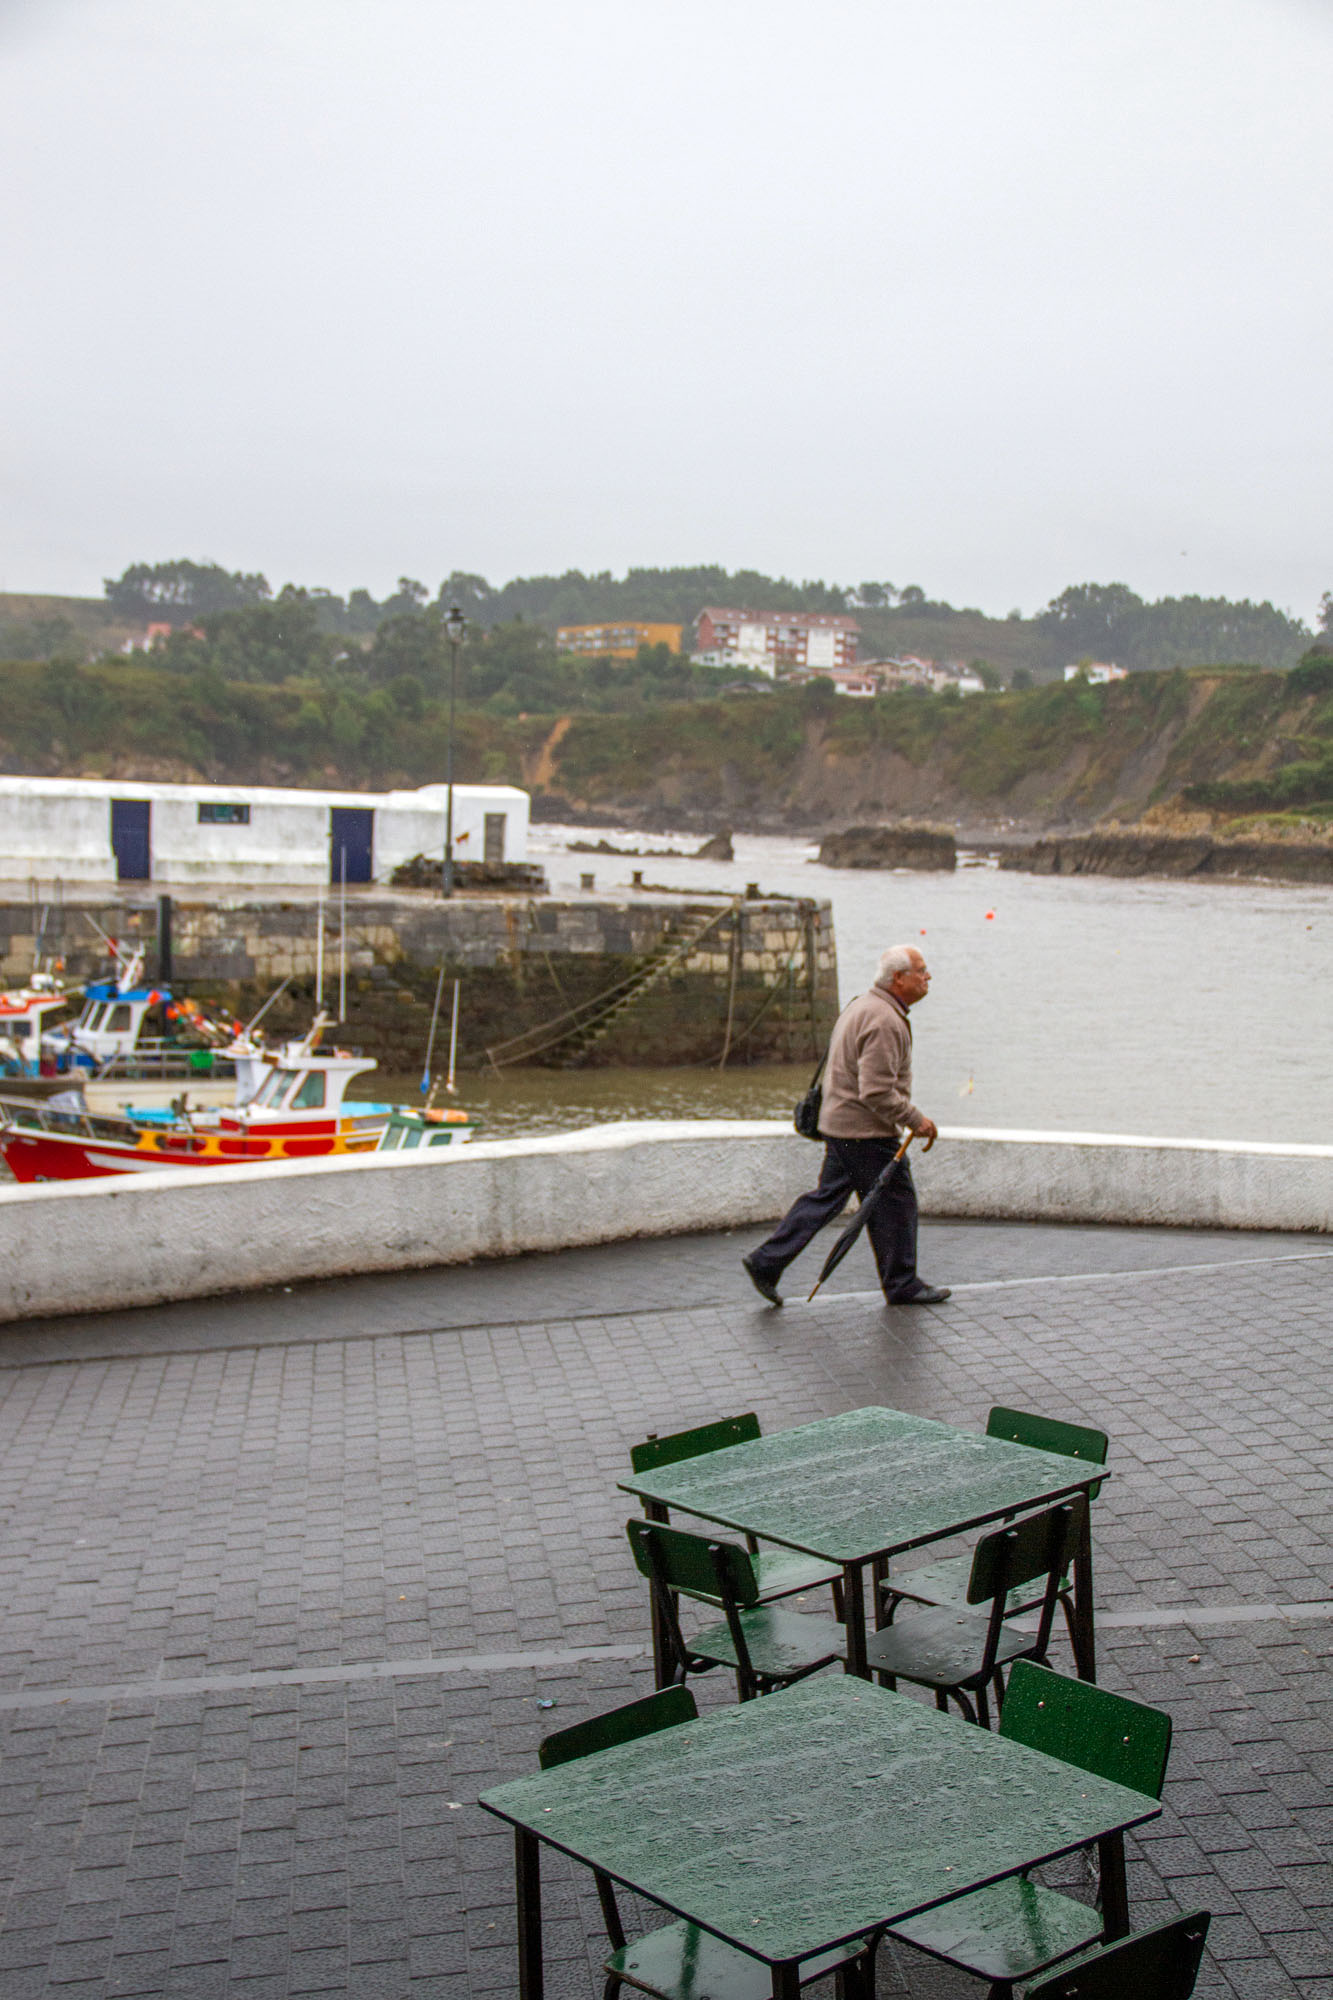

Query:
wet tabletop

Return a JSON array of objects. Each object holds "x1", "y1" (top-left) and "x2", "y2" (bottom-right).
[
  {"x1": 618, "y1": 1406, "x2": 1107, "y2": 1564},
  {"x1": 479, "y1": 1676, "x2": 1158, "y2": 1965}
]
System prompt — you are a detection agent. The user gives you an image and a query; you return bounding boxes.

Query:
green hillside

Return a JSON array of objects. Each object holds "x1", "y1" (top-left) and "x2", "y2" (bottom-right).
[{"x1": 3, "y1": 652, "x2": 1330, "y2": 833}]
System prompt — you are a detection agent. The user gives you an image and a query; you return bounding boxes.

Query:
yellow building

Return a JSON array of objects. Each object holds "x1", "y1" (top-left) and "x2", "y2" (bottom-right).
[{"x1": 556, "y1": 621, "x2": 683, "y2": 660}]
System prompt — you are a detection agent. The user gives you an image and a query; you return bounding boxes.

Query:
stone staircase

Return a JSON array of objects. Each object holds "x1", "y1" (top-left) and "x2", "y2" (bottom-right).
[{"x1": 484, "y1": 902, "x2": 736, "y2": 1069}]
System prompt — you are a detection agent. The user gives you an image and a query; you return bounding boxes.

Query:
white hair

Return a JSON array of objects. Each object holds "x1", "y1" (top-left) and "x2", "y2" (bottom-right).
[{"x1": 877, "y1": 944, "x2": 919, "y2": 982}]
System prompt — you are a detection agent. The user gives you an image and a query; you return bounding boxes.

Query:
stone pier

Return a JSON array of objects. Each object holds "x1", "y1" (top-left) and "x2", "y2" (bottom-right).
[{"x1": 0, "y1": 889, "x2": 838, "y2": 1068}]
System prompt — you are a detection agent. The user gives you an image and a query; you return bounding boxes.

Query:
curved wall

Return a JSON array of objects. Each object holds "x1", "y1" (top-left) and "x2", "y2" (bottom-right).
[{"x1": 0, "y1": 1120, "x2": 1328, "y2": 1324}]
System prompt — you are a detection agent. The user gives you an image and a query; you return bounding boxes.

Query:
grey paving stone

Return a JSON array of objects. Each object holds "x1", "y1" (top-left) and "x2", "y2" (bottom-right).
[{"x1": 0, "y1": 1222, "x2": 1327, "y2": 1996}]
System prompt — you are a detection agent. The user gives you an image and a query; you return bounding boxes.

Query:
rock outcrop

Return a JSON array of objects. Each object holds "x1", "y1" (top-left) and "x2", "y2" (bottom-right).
[
  {"x1": 817, "y1": 823, "x2": 957, "y2": 870},
  {"x1": 998, "y1": 830, "x2": 1333, "y2": 882}
]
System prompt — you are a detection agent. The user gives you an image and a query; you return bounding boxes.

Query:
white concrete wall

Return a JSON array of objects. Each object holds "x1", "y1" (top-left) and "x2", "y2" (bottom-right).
[
  {"x1": 0, "y1": 777, "x2": 529, "y2": 886},
  {"x1": 151, "y1": 795, "x2": 329, "y2": 888},
  {"x1": 0, "y1": 788, "x2": 114, "y2": 880},
  {"x1": 0, "y1": 1122, "x2": 1328, "y2": 1325},
  {"x1": 376, "y1": 786, "x2": 529, "y2": 874}
]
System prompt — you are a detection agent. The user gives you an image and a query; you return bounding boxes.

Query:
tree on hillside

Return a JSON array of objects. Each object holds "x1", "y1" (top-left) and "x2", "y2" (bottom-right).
[
  {"x1": 104, "y1": 559, "x2": 271, "y2": 625},
  {"x1": 1319, "y1": 591, "x2": 1332, "y2": 635},
  {"x1": 368, "y1": 611, "x2": 441, "y2": 683},
  {"x1": 156, "y1": 588, "x2": 335, "y2": 682},
  {"x1": 434, "y1": 572, "x2": 499, "y2": 621},
  {"x1": 1036, "y1": 583, "x2": 1144, "y2": 657},
  {"x1": 0, "y1": 613, "x2": 85, "y2": 662},
  {"x1": 1036, "y1": 582, "x2": 1309, "y2": 673}
]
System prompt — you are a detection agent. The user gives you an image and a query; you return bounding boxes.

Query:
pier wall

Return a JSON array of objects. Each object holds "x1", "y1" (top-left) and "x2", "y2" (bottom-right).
[
  {"x1": 0, "y1": 1122, "x2": 1327, "y2": 1325},
  {"x1": 0, "y1": 894, "x2": 837, "y2": 1068}
]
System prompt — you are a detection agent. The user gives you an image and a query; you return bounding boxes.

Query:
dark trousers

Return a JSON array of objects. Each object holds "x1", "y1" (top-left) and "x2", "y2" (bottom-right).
[
  {"x1": 825, "y1": 1135, "x2": 921, "y2": 1303},
  {"x1": 748, "y1": 1146, "x2": 855, "y2": 1280}
]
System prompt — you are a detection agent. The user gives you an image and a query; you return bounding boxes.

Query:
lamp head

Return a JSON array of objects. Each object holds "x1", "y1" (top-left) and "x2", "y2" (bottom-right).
[{"x1": 444, "y1": 604, "x2": 466, "y2": 645}]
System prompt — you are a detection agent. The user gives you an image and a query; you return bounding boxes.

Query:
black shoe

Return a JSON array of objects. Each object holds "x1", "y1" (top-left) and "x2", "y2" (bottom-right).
[
  {"x1": 742, "y1": 1255, "x2": 783, "y2": 1307},
  {"x1": 888, "y1": 1283, "x2": 951, "y2": 1306}
]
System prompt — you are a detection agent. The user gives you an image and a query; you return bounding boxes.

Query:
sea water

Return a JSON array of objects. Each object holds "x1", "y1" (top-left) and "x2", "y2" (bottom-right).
[{"x1": 425, "y1": 824, "x2": 1330, "y2": 1147}]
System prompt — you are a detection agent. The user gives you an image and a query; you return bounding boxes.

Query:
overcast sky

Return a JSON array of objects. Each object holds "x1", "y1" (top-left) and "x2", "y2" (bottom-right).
[{"x1": 3, "y1": 0, "x2": 1330, "y2": 618}]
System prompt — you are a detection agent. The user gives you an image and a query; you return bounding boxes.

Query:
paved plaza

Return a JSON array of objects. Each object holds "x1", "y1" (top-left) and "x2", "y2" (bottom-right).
[{"x1": 0, "y1": 1216, "x2": 1328, "y2": 1998}]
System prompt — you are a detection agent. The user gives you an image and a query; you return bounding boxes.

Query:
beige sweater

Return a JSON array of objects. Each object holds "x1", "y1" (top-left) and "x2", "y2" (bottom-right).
[{"x1": 818, "y1": 982, "x2": 922, "y2": 1139}]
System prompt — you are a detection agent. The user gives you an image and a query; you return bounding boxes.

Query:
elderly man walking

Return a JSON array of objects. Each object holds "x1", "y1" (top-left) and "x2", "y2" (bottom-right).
[{"x1": 743, "y1": 943, "x2": 949, "y2": 1306}]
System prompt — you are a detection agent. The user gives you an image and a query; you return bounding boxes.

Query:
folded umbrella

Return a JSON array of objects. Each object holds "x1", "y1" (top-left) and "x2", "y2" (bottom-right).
[{"x1": 807, "y1": 1132, "x2": 914, "y2": 1301}]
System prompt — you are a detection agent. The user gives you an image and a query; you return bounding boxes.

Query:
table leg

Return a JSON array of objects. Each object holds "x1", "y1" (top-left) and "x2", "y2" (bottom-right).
[
  {"x1": 841, "y1": 1561, "x2": 869, "y2": 1679},
  {"x1": 515, "y1": 1827, "x2": 544, "y2": 1999},
  {"x1": 645, "y1": 1501, "x2": 672, "y2": 1689},
  {"x1": 1097, "y1": 1830, "x2": 1129, "y2": 1941},
  {"x1": 1071, "y1": 1503, "x2": 1097, "y2": 1684},
  {"x1": 771, "y1": 1960, "x2": 802, "y2": 2000},
  {"x1": 871, "y1": 1554, "x2": 890, "y2": 1630}
]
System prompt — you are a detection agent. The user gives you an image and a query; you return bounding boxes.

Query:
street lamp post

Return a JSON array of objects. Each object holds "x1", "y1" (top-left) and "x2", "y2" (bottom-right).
[{"x1": 441, "y1": 603, "x2": 466, "y2": 897}]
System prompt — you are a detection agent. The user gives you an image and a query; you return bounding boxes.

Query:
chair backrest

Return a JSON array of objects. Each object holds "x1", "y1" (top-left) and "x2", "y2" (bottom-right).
[
  {"x1": 967, "y1": 1499, "x2": 1086, "y2": 1606},
  {"x1": 987, "y1": 1406, "x2": 1109, "y2": 1498},
  {"x1": 1001, "y1": 1661, "x2": 1172, "y2": 1799},
  {"x1": 1024, "y1": 1910, "x2": 1211, "y2": 1999},
  {"x1": 539, "y1": 1687, "x2": 698, "y2": 1770},
  {"x1": 630, "y1": 1413, "x2": 761, "y2": 1476},
  {"x1": 987, "y1": 1406, "x2": 1108, "y2": 1465},
  {"x1": 626, "y1": 1517, "x2": 760, "y2": 1606}
]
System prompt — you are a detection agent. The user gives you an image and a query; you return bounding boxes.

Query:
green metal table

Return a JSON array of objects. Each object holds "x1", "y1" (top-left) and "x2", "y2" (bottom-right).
[
  {"x1": 479, "y1": 1674, "x2": 1160, "y2": 2000},
  {"x1": 619, "y1": 1405, "x2": 1107, "y2": 1682}
]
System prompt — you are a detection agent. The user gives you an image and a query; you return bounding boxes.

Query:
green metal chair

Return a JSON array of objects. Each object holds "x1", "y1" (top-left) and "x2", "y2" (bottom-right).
[
  {"x1": 881, "y1": 1407, "x2": 1108, "y2": 1654},
  {"x1": 886, "y1": 1661, "x2": 1174, "y2": 1998},
  {"x1": 864, "y1": 1498, "x2": 1087, "y2": 1725},
  {"x1": 631, "y1": 1415, "x2": 844, "y2": 1613},
  {"x1": 539, "y1": 1687, "x2": 873, "y2": 2000},
  {"x1": 626, "y1": 1517, "x2": 845, "y2": 1702},
  {"x1": 1023, "y1": 1909, "x2": 1211, "y2": 1999}
]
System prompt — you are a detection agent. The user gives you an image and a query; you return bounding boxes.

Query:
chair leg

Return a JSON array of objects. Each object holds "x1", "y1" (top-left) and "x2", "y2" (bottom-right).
[
  {"x1": 831, "y1": 1574, "x2": 846, "y2": 1623},
  {"x1": 950, "y1": 1688, "x2": 979, "y2": 1725},
  {"x1": 935, "y1": 1689, "x2": 948, "y2": 1712},
  {"x1": 834, "y1": 1956, "x2": 869, "y2": 2000},
  {"x1": 976, "y1": 1681, "x2": 990, "y2": 1730}
]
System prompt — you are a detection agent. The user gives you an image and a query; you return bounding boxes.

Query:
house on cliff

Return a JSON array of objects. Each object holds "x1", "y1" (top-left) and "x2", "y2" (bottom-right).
[{"x1": 690, "y1": 607, "x2": 859, "y2": 677}]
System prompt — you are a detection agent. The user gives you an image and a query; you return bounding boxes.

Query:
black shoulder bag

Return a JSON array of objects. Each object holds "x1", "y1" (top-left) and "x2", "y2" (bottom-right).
[{"x1": 793, "y1": 1047, "x2": 828, "y2": 1140}]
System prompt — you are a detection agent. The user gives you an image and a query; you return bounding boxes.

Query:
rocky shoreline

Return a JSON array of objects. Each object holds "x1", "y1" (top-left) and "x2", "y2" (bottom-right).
[{"x1": 998, "y1": 828, "x2": 1333, "y2": 883}]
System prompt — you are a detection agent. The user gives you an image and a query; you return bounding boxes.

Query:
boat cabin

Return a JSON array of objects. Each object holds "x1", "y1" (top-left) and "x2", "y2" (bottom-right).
[
  {"x1": 45, "y1": 980, "x2": 172, "y2": 1069},
  {"x1": 377, "y1": 1104, "x2": 481, "y2": 1150},
  {"x1": 0, "y1": 991, "x2": 73, "y2": 1075}
]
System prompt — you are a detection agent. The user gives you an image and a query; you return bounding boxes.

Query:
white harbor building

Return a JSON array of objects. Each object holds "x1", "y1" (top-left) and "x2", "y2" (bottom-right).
[{"x1": 0, "y1": 777, "x2": 530, "y2": 888}]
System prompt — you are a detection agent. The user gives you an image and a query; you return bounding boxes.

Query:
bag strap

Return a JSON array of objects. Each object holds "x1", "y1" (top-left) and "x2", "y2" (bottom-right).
[{"x1": 806, "y1": 1046, "x2": 829, "y2": 1089}]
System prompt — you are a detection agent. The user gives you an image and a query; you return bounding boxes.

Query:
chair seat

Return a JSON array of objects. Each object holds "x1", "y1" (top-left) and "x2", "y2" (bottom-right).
[
  {"x1": 864, "y1": 1606, "x2": 1042, "y2": 1690},
  {"x1": 891, "y1": 1876, "x2": 1104, "y2": 1983},
  {"x1": 886, "y1": 1552, "x2": 1070, "y2": 1618},
  {"x1": 609, "y1": 1919, "x2": 862, "y2": 1998},
  {"x1": 685, "y1": 1546, "x2": 842, "y2": 1609},
  {"x1": 689, "y1": 1604, "x2": 845, "y2": 1683}
]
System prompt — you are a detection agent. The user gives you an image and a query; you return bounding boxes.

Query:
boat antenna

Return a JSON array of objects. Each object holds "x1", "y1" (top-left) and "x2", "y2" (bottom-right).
[
  {"x1": 243, "y1": 976, "x2": 292, "y2": 1038},
  {"x1": 420, "y1": 963, "x2": 446, "y2": 1095},
  {"x1": 338, "y1": 846, "x2": 347, "y2": 1023},
  {"x1": 445, "y1": 976, "x2": 460, "y2": 1095},
  {"x1": 315, "y1": 895, "x2": 325, "y2": 1009}
]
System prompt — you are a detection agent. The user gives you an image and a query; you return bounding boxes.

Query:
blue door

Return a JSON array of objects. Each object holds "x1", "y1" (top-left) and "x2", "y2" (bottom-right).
[
  {"x1": 111, "y1": 799, "x2": 152, "y2": 881},
  {"x1": 330, "y1": 807, "x2": 373, "y2": 884}
]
